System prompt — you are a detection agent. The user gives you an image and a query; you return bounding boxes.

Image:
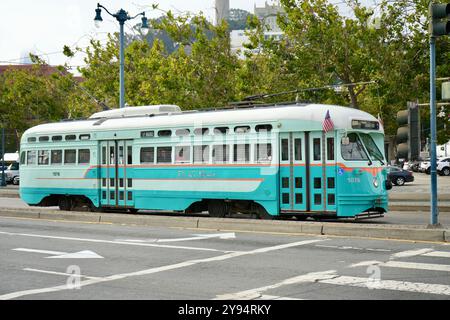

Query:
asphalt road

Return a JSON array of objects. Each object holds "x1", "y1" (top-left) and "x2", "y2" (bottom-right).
[{"x1": 0, "y1": 216, "x2": 449, "y2": 300}]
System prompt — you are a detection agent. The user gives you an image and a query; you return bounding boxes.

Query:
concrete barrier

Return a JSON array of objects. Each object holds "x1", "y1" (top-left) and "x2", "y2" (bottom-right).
[{"x1": 0, "y1": 207, "x2": 448, "y2": 243}]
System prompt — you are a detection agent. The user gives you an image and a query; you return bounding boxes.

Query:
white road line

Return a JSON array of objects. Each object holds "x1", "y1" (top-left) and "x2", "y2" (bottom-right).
[
  {"x1": 422, "y1": 251, "x2": 450, "y2": 258},
  {"x1": 214, "y1": 270, "x2": 337, "y2": 300},
  {"x1": 315, "y1": 245, "x2": 391, "y2": 252},
  {"x1": 320, "y1": 276, "x2": 450, "y2": 296},
  {"x1": 350, "y1": 260, "x2": 450, "y2": 272},
  {"x1": 383, "y1": 261, "x2": 450, "y2": 272},
  {"x1": 258, "y1": 295, "x2": 303, "y2": 300},
  {"x1": 23, "y1": 268, "x2": 101, "y2": 280},
  {"x1": 0, "y1": 238, "x2": 325, "y2": 300},
  {"x1": 0, "y1": 231, "x2": 237, "y2": 253},
  {"x1": 13, "y1": 248, "x2": 67, "y2": 256},
  {"x1": 390, "y1": 248, "x2": 434, "y2": 259}
]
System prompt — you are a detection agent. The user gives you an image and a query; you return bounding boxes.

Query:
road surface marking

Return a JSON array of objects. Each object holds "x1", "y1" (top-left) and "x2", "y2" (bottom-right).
[
  {"x1": 422, "y1": 251, "x2": 450, "y2": 258},
  {"x1": 0, "y1": 238, "x2": 325, "y2": 300},
  {"x1": 350, "y1": 260, "x2": 450, "y2": 272},
  {"x1": 0, "y1": 231, "x2": 237, "y2": 254},
  {"x1": 214, "y1": 270, "x2": 337, "y2": 300},
  {"x1": 23, "y1": 268, "x2": 101, "y2": 280},
  {"x1": 116, "y1": 232, "x2": 236, "y2": 243},
  {"x1": 13, "y1": 248, "x2": 103, "y2": 259},
  {"x1": 315, "y1": 244, "x2": 391, "y2": 252},
  {"x1": 320, "y1": 276, "x2": 450, "y2": 296},
  {"x1": 390, "y1": 248, "x2": 434, "y2": 259},
  {"x1": 13, "y1": 248, "x2": 66, "y2": 256}
]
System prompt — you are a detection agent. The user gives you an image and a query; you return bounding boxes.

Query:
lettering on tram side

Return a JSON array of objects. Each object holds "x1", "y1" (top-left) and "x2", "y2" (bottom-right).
[
  {"x1": 177, "y1": 304, "x2": 271, "y2": 318},
  {"x1": 177, "y1": 170, "x2": 217, "y2": 179}
]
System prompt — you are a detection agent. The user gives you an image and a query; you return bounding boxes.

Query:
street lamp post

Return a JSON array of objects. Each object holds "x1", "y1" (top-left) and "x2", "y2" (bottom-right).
[{"x1": 94, "y1": 3, "x2": 149, "y2": 109}]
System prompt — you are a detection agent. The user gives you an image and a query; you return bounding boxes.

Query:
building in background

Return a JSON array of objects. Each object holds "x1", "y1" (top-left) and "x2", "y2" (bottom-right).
[
  {"x1": 230, "y1": 1, "x2": 284, "y2": 56},
  {"x1": 215, "y1": 0, "x2": 230, "y2": 26}
]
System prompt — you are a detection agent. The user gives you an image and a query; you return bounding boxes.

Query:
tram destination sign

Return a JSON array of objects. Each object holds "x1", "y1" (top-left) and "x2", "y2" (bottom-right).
[{"x1": 351, "y1": 120, "x2": 380, "y2": 130}]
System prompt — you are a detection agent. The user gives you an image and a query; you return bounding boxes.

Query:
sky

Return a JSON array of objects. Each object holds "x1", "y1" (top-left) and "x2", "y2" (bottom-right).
[
  {"x1": 0, "y1": 0, "x2": 373, "y2": 73},
  {"x1": 0, "y1": 0, "x2": 275, "y2": 71}
]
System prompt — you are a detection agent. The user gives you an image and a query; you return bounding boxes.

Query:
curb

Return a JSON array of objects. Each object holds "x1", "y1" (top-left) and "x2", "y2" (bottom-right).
[
  {"x1": 389, "y1": 205, "x2": 450, "y2": 212},
  {"x1": 0, "y1": 207, "x2": 448, "y2": 243}
]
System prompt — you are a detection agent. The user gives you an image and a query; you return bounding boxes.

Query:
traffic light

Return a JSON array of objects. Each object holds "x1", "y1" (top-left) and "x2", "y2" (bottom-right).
[
  {"x1": 430, "y1": 3, "x2": 450, "y2": 37},
  {"x1": 396, "y1": 102, "x2": 421, "y2": 161}
]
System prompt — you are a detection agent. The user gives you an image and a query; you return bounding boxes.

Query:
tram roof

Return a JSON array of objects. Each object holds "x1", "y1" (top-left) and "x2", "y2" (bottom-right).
[{"x1": 22, "y1": 103, "x2": 382, "y2": 137}]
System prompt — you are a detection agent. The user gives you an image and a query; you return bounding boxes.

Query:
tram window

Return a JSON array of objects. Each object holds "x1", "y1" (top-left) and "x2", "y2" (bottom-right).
[
  {"x1": 158, "y1": 130, "x2": 172, "y2": 137},
  {"x1": 65, "y1": 135, "x2": 76, "y2": 141},
  {"x1": 140, "y1": 147, "x2": 154, "y2": 164},
  {"x1": 327, "y1": 177, "x2": 335, "y2": 189},
  {"x1": 27, "y1": 137, "x2": 36, "y2": 143},
  {"x1": 281, "y1": 139, "x2": 289, "y2": 161},
  {"x1": 79, "y1": 134, "x2": 90, "y2": 140},
  {"x1": 294, "y1": 139, "x2": 302, "y2": 161},
  {"x1": 328, "y1": 194, "x2": 336, "y2": 205},
  {"x1": 39, "y1": 136, "x2": 49, "y2": 142},
  {"x1": 255, "y1": 124, "x2": 272, "y2": 132},
  {"x1": 313, "y1": 138, "x2": 321, "y2": 161},
  {"x1": 38, "y1": 150, "x2": 49, "y2": 165},
  {"x1": 314, "y1": 194, "x2": 322, "y2": 205},
  {"x1": 51, "y1": 150, "x2": 62, "y2": 165},
  {"x1": 194, "y1": 128, "x2": 209, "y2": 136},
  {"x1": 233, "y1": 144, "x2": 250, "y2": 163},
  {"x1": 64, "y1": 150, "x2": 76, "y2": 164},
  {"x1": 118, "y1": 146, "x2": 124, "y2": 165},
  {"x1": 234, "y1": 126, "x2": 250, "y2": 134},
  {"x1": 157, "y1": 147, "x2": 172, "y2": 163},
  {"x1": 128, "y1": 192, "x2": 133, "y2": 201},
  {"x1": 141, "y1": 131, "x2": 154, "y2": 138},
  {"x1": 127, "y1": 179, "x2": 132, "y2": 188},
  {"x1": 212, "y1": 145, "x2": 229, "y2": 163},
  {"x1": 20, "y1": 151, "x2": 26, "y2": 165},
  {"x1": 341, "y1": 133, "x2": 368, "y2": 161},
  {"x1": 102, "y1": 191, "x2": 106, "y2": 200},
  {"x1": 282, "y1": 193, "x2": 290, "y2": 204},
  {"x1": 78, "y1": 149, "x2": 90, "y2": 164},
  {"x1": 214, "y1": 127, "x2": 229, "y2": 135},
  {"x1": 327, "y1": 138, "x2": 335, "y2": 161},
  {"x1": 175, "y1": 129, "x2": 190, "y2": 136},
  {"x1": 282, "y1": 177, "x2": 289, "y2": 189},
  {"x1": 193, "y1": 145, "x2": 209, "y2": 163},
  {"x1": 295, "y1": 177, "x2": 302, "y2": 188},
  {"x1": 119, "y1": 191, "x2": 124, "y2": 201},
  {"x1": 127, "y1": 146, "x2": 132, "y2": 164},
  {"x1": 102, "y1": 147, "x2": 106, "y2": 165},
  {"x1": 102, "y1": 179, "x2": 106, "y2": 187},
  {"x1": 314, "y1": 178, "x2": 321, "y2": 189},
  {"x1": 110, "y1": 191, "x2": 115, "y2": 200},
  {"x1": 27, "y1": 151, "x2": 36, "y2": 165},
  {"x1": 295, "y1": 193, "x2": 303, "y2": 204},
  {"x1": 119, "y1": 179, "x2": 124, "y2": 188},
  {"x1": 175, "y1": 146, "x2": 191, "y2": 163},
  {"x1": 255, "y1": 143, "x2": 272, "y2": 163},
  {"x1": 52, "y1": 136, "x2": 62, "y2": 142},
  {"x1": 110, "y1": 146, "x2": 115, "y2": 165}
]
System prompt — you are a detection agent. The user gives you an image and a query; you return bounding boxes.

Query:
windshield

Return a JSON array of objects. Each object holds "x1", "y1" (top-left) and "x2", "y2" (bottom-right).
[
  {"x1": 358, "y1": 133, "x2": 385, "y2": 164},
  {"x1": 341, "y1": 133, "x2": 369, "y2": 161}
]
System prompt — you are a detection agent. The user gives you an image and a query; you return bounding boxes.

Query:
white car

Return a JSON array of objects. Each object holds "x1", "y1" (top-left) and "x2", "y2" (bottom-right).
[
  {"x1": 438, "y1": 158, "x2": 450, "y2": 176},
  {"x1": 419, "y1": 157, "x2": 450, "y2": 175},
  {"x1": 3, "y1": 162, "x2": 19, "y2": 183}
]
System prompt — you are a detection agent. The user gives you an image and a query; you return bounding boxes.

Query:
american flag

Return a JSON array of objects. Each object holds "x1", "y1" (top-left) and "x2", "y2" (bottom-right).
[{"x1": 322, "y1": 110, "x2": 334, "y2": 132}]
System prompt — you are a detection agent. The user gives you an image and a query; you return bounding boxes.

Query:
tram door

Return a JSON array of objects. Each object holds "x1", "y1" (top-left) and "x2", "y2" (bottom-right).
[
  {"x1": 307, "y1": 132, "x2": 337, "y2": 213},
  {"x1": 99, "y1": 140, "x2": 134, "y2": 208},
  {"x1": 279, "y1": 132, "x2": 307, "y2": 212}
]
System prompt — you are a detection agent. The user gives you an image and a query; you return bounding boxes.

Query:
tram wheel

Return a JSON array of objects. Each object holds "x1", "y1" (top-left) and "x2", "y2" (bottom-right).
[
  {"x1": 58, "y1": 197, "x2": 72, "y2": 211},
  {"x1": 295, "y1": 215, "x2": 308, "y2": 221},
  {"x1": 208, "y1": 200, "x2": 229, "y2": 218}
]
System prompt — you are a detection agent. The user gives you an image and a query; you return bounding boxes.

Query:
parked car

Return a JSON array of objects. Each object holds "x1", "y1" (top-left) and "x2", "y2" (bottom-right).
[
  {"x1": 408, "y1": 160, "x2": 421, "y2": 172},
  {"x1": 4, "y1": 162, "x2": 19, "y2": 184},
  {"x1": 420, "y1": 157, "x2": 450, "y2": 175},
  {"x1": 386, "y1": 166, "x2": 414, "y2": 186}
]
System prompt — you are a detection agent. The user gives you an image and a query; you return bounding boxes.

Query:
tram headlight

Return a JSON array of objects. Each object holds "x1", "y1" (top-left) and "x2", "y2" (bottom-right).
[{"x1": 373, "y1": 177, "x2": 379, "y2": 188}]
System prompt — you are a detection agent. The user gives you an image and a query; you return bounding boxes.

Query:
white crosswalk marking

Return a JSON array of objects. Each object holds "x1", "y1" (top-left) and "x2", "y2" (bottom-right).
[
  {"x1": 423, "y1": 251, "x2": 450, "y2": 258},
  {"x1": 320, "y1": 276, "x2": 450, "y2": 296}
]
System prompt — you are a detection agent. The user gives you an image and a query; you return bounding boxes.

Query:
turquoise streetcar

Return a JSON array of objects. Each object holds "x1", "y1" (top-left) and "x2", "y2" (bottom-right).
[{"x1": 19, "y1": 103, "x2": 390, "y2": 219}]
